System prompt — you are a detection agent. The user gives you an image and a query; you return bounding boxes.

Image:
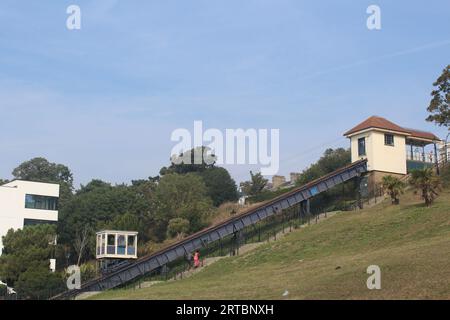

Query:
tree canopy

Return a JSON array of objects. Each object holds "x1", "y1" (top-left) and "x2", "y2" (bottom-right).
[
  {"x1": 240, "y1": 171, "x2": 268, "y2": 196},
  {"x1": 12, "y1": 157, "x2": 74, "y2": 207},
  {"x1": 426, "y1": 65, "x2": 450, "y2": 129},
  {"x1": 0, "y1": 225, "x2": 64, "y2": 299}
]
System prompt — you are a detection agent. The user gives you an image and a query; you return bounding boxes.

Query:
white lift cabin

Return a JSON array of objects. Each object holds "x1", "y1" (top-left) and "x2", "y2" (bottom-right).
[{"x1": 96, "y1": 230, "x2": 138, "y2": 260}]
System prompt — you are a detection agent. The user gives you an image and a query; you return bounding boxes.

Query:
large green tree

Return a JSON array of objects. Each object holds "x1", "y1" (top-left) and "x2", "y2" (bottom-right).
[
  {"x1": 154, "y1": 173, "x2": 213, "y2": 240},
  {"x1": 58, "y1": 179, "x2": 157, "y2": 264},
  {"x1": 161, "y1": 146, "x2": 217, "y2": 175},
  {"x1": 12, "y1": 157, "x2": 74, "y2": 207},
  {"x1": 426, "y1": 65, "x2": 450, "y2": 129},
  {"x1": 0, "y1": 225, "x2": 64, "y2": 299},
  {"x1": 161, "y1": 147, "x2": 238, "y2": 207},
  {"x1": 199, "y1": 167, "x2": 238, "y2": 206}
]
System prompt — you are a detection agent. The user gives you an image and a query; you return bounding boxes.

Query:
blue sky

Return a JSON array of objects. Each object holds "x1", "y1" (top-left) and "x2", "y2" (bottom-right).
[{"x1": 0, "y1": 0, "x2": 449, "y2": 187}]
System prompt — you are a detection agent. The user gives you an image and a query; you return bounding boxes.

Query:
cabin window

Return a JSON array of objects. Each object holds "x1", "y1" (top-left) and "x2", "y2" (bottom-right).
[
  {"x1": 101, "y1": 234, "x2": 105, "y2": 254},
  {"x1": 384, "y1": 134, "x2": 394, "y2": 146},
  {"x1": 117, "y1": 235, "x2": 126, "y2": 255},
  {"x1": 127, "y1": 235, "x2": 136, "y2": 255},
  {"x1": 358, "y1": 137, "x2": 366, "y2": 156},
  {"x1": 107, "y1": 234, "x2": 116, "y2": 254}
]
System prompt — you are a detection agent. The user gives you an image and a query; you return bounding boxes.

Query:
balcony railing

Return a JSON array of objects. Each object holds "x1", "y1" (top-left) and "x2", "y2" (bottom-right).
[{"x1": 406, "y1": 151, "x2": 435, "y2": 163}]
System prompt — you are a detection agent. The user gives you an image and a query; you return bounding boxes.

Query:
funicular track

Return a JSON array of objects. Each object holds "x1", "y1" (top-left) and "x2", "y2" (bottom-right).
[{"x1": 52, "y1": 159, "x2": 367, "y2": 299}]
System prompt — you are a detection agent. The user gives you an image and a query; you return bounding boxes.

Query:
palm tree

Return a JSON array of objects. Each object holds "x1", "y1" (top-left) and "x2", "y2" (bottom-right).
[
  {"x1": 409, "y1": 168, "x2": 442, "y2": 207},
  {"x1": 381, "y1": 175, "x2": 406, "y2": 205}
]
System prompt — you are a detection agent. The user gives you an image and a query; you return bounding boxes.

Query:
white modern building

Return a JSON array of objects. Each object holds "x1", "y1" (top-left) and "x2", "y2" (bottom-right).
[{"x1": 0, "y1": 180, "x2": 60, "y2": 256}]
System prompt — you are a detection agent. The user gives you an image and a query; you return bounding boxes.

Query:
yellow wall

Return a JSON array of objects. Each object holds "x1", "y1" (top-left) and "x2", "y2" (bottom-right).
[{"x1": 350, "y1": 130, "x2": 407, "y2": 175}]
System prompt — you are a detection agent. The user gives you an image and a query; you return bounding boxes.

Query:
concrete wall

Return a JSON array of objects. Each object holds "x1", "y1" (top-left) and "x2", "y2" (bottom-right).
[{"x1": 0, "y1": 180, "x2": 59, "y2": 254}]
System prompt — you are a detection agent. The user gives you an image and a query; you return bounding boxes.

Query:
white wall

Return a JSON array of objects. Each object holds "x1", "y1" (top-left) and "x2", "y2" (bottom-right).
[
  {"x1": 0, "y1": 180, "x2": 59, "y2": 254},
  {"x1": 350, "y1": 130, "x2": 407, "y2": 175}
]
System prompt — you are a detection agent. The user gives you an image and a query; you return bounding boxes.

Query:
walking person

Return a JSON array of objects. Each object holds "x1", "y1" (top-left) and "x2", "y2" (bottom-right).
[{"x1": 193, "y1": 250, "x2": 200, "y2": 268}]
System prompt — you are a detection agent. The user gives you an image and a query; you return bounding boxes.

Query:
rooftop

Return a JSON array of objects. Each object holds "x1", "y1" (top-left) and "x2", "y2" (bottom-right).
[{"x1": 344, "y1": 116, "x2": 441, "y2": 142}]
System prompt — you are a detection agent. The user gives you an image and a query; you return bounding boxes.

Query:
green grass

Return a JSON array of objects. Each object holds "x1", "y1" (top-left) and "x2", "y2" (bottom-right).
[{"x1": 92, "y1": 189, "x2": 450, "y2": 300}]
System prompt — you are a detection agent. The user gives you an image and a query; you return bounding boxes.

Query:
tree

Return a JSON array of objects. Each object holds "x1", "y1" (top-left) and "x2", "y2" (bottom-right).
[
  {"x1": 167, "y1": 218, "x2": 190, "y2": 239},
  {"x1": 199, "y1": 167, "x2": 238, "y2": 206},
  {"x1": 296, "y1": 148, "x2": 351, "y2": 185},
  {"x1": 162, "y1": 146, "x2": 217, "y2": 175},
  {"x1": 58, "y1": 179, "x2": 156, "y2": 262},
  {"x1": 14, "y1": 266, "x2": 63, "y2": 300},
  {"x1": 110, "y1": 213, "x2": 141, "y2": 232},
  {"x1": 409, "y1": 168, "x2": 442, "y2": 206},
  {"x1": 381, "y1": 175, "x2": 406, "y2": 205},
  {"x1": 161, "y1": 147, "x2": 238, "y2": 207},
  {"x1": 0, "y1": 224, "x2": 63, "y2": 299},
  {"x1": 12, "y1": 157, "x2": 74, "y2": 207},
  {"x1": 426, "y1": 65, "x2": 450, "y2": 129},
  {"x1": 240, "y1": 171, "x2": 268, "y2": 196},
  {"x1": 73, "y1": 225, "x2": 91, "y2": 266},
  {"x1": 0, "y1": 179, "x2": 9, "y2": 186},
  {"x1": 154, "y1": 173, "x2": 213, "y2": 240}
]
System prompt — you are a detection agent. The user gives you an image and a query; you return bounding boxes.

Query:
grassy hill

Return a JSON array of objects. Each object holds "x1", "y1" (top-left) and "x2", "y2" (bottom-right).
[{"x1": 92, "y1": 188, "x2": 450, "y2": 300}]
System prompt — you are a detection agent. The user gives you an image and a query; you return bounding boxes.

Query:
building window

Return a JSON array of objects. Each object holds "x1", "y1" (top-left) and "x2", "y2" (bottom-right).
[
  {"x1": 25, "y1": 194, "x2": 58, "y2": 211},
  {"x1": 385, "y1": 134, "x2": 394, "y2": 146},
  {"x1": 23, "y1": 219, "x2": 57, "y2": 226},
  {"x1": 358, "y1": 137, "x2": 366, "y2": 156}
]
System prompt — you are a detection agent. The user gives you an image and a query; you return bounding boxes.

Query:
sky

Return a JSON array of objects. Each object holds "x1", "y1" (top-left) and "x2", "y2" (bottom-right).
[{"x1": 0, "y1": 0, "x2": 449, "y2": 187}]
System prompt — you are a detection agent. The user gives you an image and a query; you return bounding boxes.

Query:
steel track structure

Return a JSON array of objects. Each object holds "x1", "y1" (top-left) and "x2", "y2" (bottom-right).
[{"x1": 52, "y1": 159, "x2": 367, "y2": 299}]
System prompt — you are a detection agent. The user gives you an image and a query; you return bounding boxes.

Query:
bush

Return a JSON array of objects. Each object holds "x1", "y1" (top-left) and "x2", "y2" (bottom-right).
[
  {"x1": 0, "y1": 284, "x2": 7, "y2": 297},
  {"x1": 167, "y1": 218, "x2": 190, "y2": 239},
  {"x1": 80, "y1": 262, "x2": 97, "y2": 282},
  {"x1": 440, "y1": 163, "x2": 450, "y2": 188}
]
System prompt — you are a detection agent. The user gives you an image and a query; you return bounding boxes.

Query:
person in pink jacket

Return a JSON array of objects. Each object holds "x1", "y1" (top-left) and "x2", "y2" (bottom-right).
[{"x1": 193, "y1": 250, "x2": 200, "y2": 268}]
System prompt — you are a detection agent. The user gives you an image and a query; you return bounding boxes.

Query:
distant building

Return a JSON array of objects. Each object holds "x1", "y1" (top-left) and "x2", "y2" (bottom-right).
[
  {"x1": 0, "y1": 180, "x2": 60, "y2": 257},
  {"x1": 290, "y1": 172, "x2": 301, "y2": 184},
  {"x1": 344, "y1": 116, "x2": 441, "y2": 189},
  {"x1": 272, "y1": 175, "x2": 286, "y2": 190}
]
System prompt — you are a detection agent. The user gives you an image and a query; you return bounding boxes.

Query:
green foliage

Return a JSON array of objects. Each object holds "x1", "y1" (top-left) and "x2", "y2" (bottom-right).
[
  {"x1": 161, "y1": 147, "x2": 238, "y2": 207},
  {"x1": 0, "y1": 283, "x2": 6, "y2": 297},
  {"x1": 109, "y1": 213, "x2": 141, "y2": 232},
  {"x1": 199, "y1": 167, "x2": 238, "y2": 206},
  {"x1": 0, "y1": 179, "x2": 9, "y2": 185},
  {"x1": 14, "y1": 267, "x2": 64, "y2": 300},
  {"x1": 382, "y1": 175, "x2": 406, "y2": 205},
  {"x1": 441, "y1": 163, "x2": 450, "y2": 188},
  {"x1": 79, "y1": 263, "x2": 97, "y2": 283},
  {"x1": 296, "y1": 148, "x2": 351, "y2": 185},
  {"x1": 426, "y1": 65, "x2": 450, "y2": 128},
  {"x1": 409, "y1": 168, "x2": 442, "y2": 206},
  {"x1": 12, "y1": 157, "x2": 74, "y2": 208},
  {"x1": 240, "y1": 171, "x2": 268, "y2": 196},
  {"x1": 0, "y1": 225, "x2": 63, "y2": 299},
  {"x1": 162, "y1": 146, "x2": 217, "y2": 175},
  {"x1": 154, "y1": 173, "x2": 213, "y2": 240},
  {"x1": 58, "y1": 179, "x2": 156, "y2": 263},
  {"x1": 167, "y1": 218, "x2": 190, "y2": 239}
]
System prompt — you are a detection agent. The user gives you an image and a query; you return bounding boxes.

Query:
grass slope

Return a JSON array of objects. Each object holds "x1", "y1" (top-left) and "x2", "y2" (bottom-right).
[{"x1": 93, "y1": 189, "x2": 450, "y2": 300}]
